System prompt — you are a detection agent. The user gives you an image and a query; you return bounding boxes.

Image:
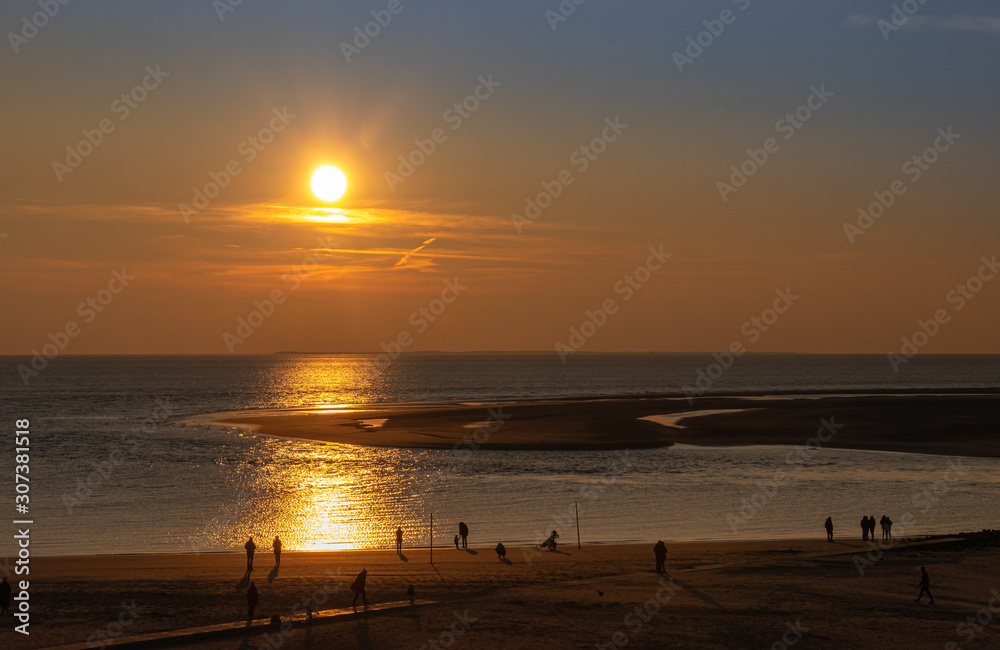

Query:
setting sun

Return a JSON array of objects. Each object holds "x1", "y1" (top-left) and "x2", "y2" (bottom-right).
[{"x1": 310, "y1": 164, "x2": 348, "y2": 202}]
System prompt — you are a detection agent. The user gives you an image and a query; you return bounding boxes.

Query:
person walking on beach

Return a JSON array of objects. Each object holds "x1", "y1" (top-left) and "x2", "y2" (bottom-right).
[
  {"x1": 824, "y1": 517, "x2": 834, "y2": 542},
  {"x1": 495, "y1": 542, "x2": 507, "y2": 561},
  {"x1": 396, "y1": 527, "x2": 403, "y2": 554},
  {"x1": 273, "y1": 536, "x2": 282, "y2": 566},
  {"x1": 458, "y1": 522, "x2": 469, "y2": 549},
  {"x1": 915, "y1": 566, "x2": 935, "y2": 604},
  {"x1": 860, "y1": 515, "x2": 869, "y2": 541},
  {"x1": 0, "y1": 576, "x2": 11, "y2": 615},
  {"x1": 654, "y1": 540, "x2": 668, "y2": 573},
  {"x1": 351, "y1": 569, "x2": 368, "y2": 611},
  {"x1": 246, "y1": 580, "x2": 259, "y2": 627},
  {"x1": 245, "y1": 536, "x2": 256, "y2": 570},
  {"x1": 454, "y1": 534, "x2": 460, "y2": 550},
  {"x1": 868, "y1": 514, "x2": 877, "y2": 540}
]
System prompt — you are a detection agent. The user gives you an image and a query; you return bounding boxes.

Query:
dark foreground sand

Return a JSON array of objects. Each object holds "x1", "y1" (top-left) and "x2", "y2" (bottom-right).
[
  {"x1": 218, "y1": 391, "x2": 1000, "y2": 457},
  {"x1": 7, "y1": 535, "x2": 1000, "y2": 649}
]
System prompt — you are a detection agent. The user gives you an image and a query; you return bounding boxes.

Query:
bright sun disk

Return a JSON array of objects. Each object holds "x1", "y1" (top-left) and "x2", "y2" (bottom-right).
[{"x1": 311, "y1": 165, "x2": 348, "y2": 202}]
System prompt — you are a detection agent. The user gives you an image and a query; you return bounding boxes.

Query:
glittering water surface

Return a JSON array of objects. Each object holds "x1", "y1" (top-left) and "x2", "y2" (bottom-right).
[{"x1": 3, "y1": 354, "x2": 999, "y2": 555}]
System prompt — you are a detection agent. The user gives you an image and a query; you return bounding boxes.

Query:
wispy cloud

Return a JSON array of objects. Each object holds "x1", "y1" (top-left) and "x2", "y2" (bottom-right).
[{"x1": 846, "y1": 13, "x2": 1000, "y2": 33}]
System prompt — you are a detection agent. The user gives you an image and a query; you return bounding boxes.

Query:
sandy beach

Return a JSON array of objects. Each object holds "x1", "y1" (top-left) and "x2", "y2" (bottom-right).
[
  {"x1": 7, "y1": 534, "x2": 999, "y2": 649},
  {"x1": 217, "y1": 391, "x2": 1000, "y2": 457}
]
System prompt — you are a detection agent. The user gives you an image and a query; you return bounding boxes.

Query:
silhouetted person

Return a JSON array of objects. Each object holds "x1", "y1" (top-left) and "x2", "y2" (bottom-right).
[
  {"x1": 459, "y1": 522, "x2": 469, "y2": 549},
  {"x1": 453, "y1": 534, "x2": 460, "y2": 550},
  {"x1": 885, "y1": 517, "x2": 893, "y2": 541},
  {"x1": 880, "y1": 515, "x2": 888, "y2": 540},
  {"x1": 246, "y1": 581, "x2": 259, "y2": 627},
  {"x1": 541, "y1": 530, "x2": 559, "y2": 551},
  {"x1": 860, "y1": 516, "x2": 869, "y2": 541},
  {"x1": 0, "y1": 576, "x2": 10, "y2": 614},
  {"x1": 406, "y1": 584, "x2": 416, "y2": 606},
  {"x1": 824, "y1": 517, "x2": 834, "y2": 542},
  {"x1": 396, "y1": 527, "x2": 403, "y2": 554},
  {"x1": 273, "y1": 536, "x2": 282, "y2": 566},
  {"x1": 495, "y1": 543, "x2": 507, "y2": 560},
  {"x1": 245, "y1": 536, "x2": 256, "y2": 570},
  {"x1": 915, "y1": 566, "x2": 935, "y2": 604},
  {"x1": 653, "y1": 540, "x2": 668, "y2": 573},
  {"x1": 351, "y1": 569, "x2": 368, "y2": 610},
  {"x1": 868, "y1": 515, "x2": 876, "y2": 540}
]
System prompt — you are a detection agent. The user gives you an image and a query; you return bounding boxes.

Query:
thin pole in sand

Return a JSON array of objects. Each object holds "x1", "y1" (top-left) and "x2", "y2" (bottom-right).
[
  {"x1": 575, "y1": 501, "x2": 581, "y2": 550},
  {"x1": 430, "y1": 512, "x2": 434, "y2": 564}
]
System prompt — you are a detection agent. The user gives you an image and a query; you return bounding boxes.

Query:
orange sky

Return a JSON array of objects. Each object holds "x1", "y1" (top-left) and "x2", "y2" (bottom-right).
[{"x1": 1, "y1": 2, "x2": 998, "y2": 355}]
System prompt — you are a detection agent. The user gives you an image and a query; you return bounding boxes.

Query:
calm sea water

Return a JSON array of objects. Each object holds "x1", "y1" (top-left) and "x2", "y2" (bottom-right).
[{"x1": 2, "y1": 353, "x2": 999, "y2": 555}]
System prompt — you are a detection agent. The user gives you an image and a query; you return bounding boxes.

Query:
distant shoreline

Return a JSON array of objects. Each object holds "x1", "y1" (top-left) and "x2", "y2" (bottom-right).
[{"x1": 216, "y1": 390, "x2": 1000, "y2": 457}]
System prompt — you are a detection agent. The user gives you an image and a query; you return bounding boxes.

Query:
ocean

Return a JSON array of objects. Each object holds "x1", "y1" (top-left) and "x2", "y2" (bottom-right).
[{"x1": 2, "y1": 353, "x2": 999, "y2": 555}]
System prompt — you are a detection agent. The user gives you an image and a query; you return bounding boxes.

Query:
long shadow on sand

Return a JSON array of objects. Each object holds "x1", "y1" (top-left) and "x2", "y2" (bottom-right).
[
  {"x1": 353, "y1": 620, "x2": 373, "y2": 650},
  {"x1": 464, "y1": 548, "x2": 478, "y2": 555},
  {"x1": 236, "y1": 569, "x2": 251, "y2": 591},
  {"x1": 500, "y1": 558, "x2": 513, "y2": 565},
  {"x1": 267, "y1": 565, "x2": 280, "y2": 583},
  {"x1": 398, "y1": 552, "x2": 409, "y2": 562},
  {"x1": 662, "y1": 572, "x2": 726, "y2": 610}
]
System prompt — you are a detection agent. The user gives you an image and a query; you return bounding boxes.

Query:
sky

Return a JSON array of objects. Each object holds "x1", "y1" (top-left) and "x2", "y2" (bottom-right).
[{"x1": 1, "y1": 0, "x2": 998, "y2": 355}]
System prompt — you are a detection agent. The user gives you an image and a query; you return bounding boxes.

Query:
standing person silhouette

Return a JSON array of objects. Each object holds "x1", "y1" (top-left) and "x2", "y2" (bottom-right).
[
  {"x1": 246, "y1": 581, "x2": 259, "y2": 627},
  {"x1": 915, "y1": 566, "x2": 935, "y2": 604},
  {"x1": 868, "y1": 515, "x2": 876, "y2": 540},
  {"x1": 860, "y1": 516, "x2": 869, "y2": 541},
  {"x1": 880, "y1": 515, "x2": 888, "y2": 540},
  {"x1": 824, "y1": 517, "x2": 834, "y2": 542},
  {"x1": 458, "y1": 522, "x2": 469, "y2": 549},
  {"x1": 885, "y1": 517, "x2": 893, "y2": 541},
  {"x1": 245, "y1": 537, "x2": 256, "y2": 570},
  {"x1": 396, "y1": 527, "x2": 403, "y2": 554},
  {"x1": 653, "y1": 540, "x2": 668, "y2": 573},
  {"x1": 495, "y1": 542, "x2": 507, "y2": 560},
  {"x1": 273, "y1": 536, "x2": 282, "y2": 566},
  {"x1": 0, "y1": 576, "x2": 11, "y2": 614},
  {"x1": 453, "y1": 534, "x2": 460, "y2": 550},
  {"x1": 351, "y1": 569, "x2": 368, "y2": 611}
]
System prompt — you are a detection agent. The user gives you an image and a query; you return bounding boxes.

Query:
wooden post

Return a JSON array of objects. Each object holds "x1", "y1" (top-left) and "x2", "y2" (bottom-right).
[
  {"x1": 430, "y1": 513, "x2": 433, "y2": 564},
  {"x1": 576, "y1": 501, "x2": 581, "y2": 550}
]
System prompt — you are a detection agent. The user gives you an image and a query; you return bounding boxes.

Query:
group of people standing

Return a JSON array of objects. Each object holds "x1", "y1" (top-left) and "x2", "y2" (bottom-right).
[
  {"x1": 861, "y1": 515, "x2": 893, "y2": 541},
  {"x1": 823, "y1": 515, "x2": 894, "y2": 542}
]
